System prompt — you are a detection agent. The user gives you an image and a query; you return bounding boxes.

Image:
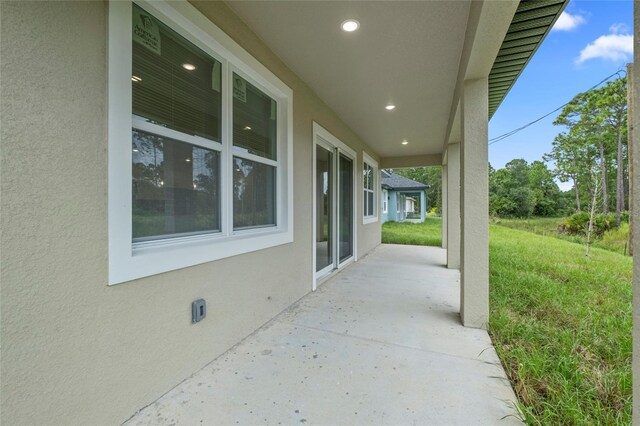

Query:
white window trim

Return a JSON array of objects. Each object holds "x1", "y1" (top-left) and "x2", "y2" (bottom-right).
[
  {"x1": 362, "y1": 151, "x2": 378, "y2": 224},
  {"x1": 108, "y1": 0, "x2": 293, "y2": 285}
]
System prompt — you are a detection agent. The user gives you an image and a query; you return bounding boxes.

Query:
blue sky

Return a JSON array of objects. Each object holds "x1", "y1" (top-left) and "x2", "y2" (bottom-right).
[{"x1": 488, "y1": 0, "x2": 634, "y2": 190}]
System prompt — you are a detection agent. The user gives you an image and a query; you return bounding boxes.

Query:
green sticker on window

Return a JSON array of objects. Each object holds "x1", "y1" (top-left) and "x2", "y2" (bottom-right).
[
  {"x1": 233, "y1": 75, "x2": 247, "y2": 103},
  {"x1": 133, "y1": 8, "x2": 161, "y2": 55}
]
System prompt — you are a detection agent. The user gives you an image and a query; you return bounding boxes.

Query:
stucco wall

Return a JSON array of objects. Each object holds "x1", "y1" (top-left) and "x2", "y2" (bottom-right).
[{"x1": 0, "y1": 1, "x2": 381, "y2": 424}]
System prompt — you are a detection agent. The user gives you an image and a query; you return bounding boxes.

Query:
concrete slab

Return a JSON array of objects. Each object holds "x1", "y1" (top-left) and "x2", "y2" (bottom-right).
[{"x1": 126, "y1": 244, "x2": 522, "y2": 425}]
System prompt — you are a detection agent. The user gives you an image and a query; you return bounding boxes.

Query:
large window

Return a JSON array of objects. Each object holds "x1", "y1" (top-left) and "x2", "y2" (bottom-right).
[
  {"x1": 109, "y1": 1, "x2": 293, "y2": 284},
  {"x1": 362, "y1": 152, "x2": 378, "y2": 224}
]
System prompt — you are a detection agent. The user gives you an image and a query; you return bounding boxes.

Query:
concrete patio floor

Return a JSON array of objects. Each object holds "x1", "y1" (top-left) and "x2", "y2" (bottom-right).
[{"x1": 126, "y1": 244, "x2": 522, "y2": 425}]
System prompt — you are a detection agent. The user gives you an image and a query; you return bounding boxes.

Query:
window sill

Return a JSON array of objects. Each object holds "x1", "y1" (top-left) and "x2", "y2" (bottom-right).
[
  {"x1": 110, "y1": 227, "x2": 292, "y2": 285},
  {"x1": 363, "y1": 216, "x2": 378, "y2": 225}
]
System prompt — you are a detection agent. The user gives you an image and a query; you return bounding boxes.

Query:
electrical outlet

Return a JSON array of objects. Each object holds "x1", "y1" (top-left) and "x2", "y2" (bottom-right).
[{"x1": 192, "y1": 299, "x2": 206, "y2": 323}]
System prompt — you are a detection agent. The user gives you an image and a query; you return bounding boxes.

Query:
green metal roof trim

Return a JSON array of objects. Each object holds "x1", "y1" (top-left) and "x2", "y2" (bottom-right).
[{"x1": 488, "y1": 0, "x2": 568, "y2": 119}]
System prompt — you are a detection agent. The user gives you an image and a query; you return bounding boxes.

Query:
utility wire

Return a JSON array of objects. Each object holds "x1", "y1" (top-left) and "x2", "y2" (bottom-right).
[{"x1": 488, "y1": 69, "x2": 627, "y2": 146}]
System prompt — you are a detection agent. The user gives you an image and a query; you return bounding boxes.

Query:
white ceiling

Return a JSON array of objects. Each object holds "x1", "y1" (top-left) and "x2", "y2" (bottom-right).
[{"x1": 227, "y1": 1, "x2": 472, "y2": 158}]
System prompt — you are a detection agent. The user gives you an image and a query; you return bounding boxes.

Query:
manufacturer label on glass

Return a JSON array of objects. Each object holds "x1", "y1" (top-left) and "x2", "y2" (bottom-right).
[
  {"x1": 133, "y1": 9, "x2": 161, "y2": 55},
  {"x1": 233, "y1": 75, "x2": 247, "y2": 102}
]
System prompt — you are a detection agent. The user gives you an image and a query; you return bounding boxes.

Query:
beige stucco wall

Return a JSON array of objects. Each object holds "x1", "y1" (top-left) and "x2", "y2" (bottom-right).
[{"x1": 0, "y1": 1, "x2": 381, "y2": 424}]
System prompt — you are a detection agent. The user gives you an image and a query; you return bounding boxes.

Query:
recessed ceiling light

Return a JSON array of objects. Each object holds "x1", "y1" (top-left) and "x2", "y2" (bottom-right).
[
  {"x1": 385, "y1": 105, "x2": 396, "y2": 111},
  {"x1": 244, "y1": 126, "x2": 252, "y2": 131},
  {"x1": 131, "y1": 75, "x2": 142, "y2": 82},
  {"x1": 182, "y1": 63, "x2": 196, "y2": 71},
  {"x1": 341, "y1": 19, "x2": 360, "y2": 32},
  {"x1": 185, "y1": 158, "x2": 191, "y2": 162},
  {"x1": 402, "y1": 140, "x2": 409, "y2": 145},
  {"x1": 132, "y1": 148, "x2": 139, "y2": 152}
]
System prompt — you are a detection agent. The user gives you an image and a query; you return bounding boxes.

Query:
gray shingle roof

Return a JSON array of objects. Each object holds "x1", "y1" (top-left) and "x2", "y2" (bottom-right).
[{"x1": 381, "y1": 170, "x2": 428, "y2": 190}]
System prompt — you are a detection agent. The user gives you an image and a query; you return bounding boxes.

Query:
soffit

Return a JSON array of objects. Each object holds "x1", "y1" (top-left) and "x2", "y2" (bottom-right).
[
  {"x1": 488, "y1": 0, "x2": 568, "y2": 118},
  {"x1": 227, "y1": 1, "x2": 471, "y2": 157}
]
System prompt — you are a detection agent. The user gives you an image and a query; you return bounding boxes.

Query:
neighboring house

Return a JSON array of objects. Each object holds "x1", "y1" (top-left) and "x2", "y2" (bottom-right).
[
  {"x1": 8, "y1": 2, "x2": 633, "y2": 426},
  {"x1": 381, "y1": 170, "x2": 428, "y2": 223}
]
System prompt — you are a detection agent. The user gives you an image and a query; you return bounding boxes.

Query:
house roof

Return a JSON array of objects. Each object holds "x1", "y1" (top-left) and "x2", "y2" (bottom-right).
[
  {"x1": 488, "y1": 0, "x2": 568, "y2": 118},
  {"x1": 381, "y1": 170, "x2": 428, "y2": 191}
]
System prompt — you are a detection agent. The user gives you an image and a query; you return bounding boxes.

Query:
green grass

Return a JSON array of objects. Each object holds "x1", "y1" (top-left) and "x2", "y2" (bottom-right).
[
  {"x1": 381, "y1": 217, "x2": 442, "y2": 246},
  {"x1": 381, "y1": 218, "x2": 633, "y2": 425},
  {"x1": 493, "y1": 216, "x2": 630, "y2": 256},
  {"x1": 489, "y1": 226, "x2": 632, "y2": 424}
]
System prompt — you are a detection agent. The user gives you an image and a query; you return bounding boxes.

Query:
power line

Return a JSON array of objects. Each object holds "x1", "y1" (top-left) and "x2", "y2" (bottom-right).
[{"x1": 488, "y1": 69, "x2": 627, "y2": 146}]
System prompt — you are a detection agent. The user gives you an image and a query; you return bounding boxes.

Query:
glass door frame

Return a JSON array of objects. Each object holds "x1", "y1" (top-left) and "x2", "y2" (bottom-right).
[{"x1": 312, "y1": 122, "x2": 357, "y2": 290}]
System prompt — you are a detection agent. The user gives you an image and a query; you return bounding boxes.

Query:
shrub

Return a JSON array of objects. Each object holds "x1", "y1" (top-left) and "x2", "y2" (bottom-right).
[
  {"x1": 561, "y1": 212, "x2": 590, "y2": 234},
  {"x1": 561, "y1": 212, "x2": 617, "y2": 237},
  {"x1": 620, "y1": 211, "x2": 629, "y2": 223}
]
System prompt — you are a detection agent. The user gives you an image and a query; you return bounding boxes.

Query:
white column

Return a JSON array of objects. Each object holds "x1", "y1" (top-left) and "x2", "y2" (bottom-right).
[
  {"x1": 446, "y1": 143, "x2": 460, "y2": 269},
  {"x1": 460, "y1": 78, "x2": 489, "y2": 329},
  {"x1": 442, "y1": 165, "x2": 448, "y2": 249}
]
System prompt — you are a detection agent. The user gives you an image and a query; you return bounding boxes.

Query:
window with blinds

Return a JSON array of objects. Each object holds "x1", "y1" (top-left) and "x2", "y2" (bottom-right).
[
  {"x1": 232, "y1": 74, "x2": 278, "y2": 229},
  {"x1": 131, "y1": 3, "x2": 222, "y2": 240},
  {"x1": 130, "y1": 3, "x2": 280, "y2": 240},
  {"x1": 108, "y1": 0, "x2": 293, "y2": 283}
]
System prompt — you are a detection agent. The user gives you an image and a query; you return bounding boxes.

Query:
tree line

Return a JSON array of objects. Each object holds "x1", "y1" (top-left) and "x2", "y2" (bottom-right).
[
  {"x1": 491, "y1": 76, "x2": 628, "y2": 219},
  {"x1": 543, "y1": 76, "x2": 628, "y2": 222},
  {"x1": 391, "y1": 75, "x2": 628, "y2": 220}
]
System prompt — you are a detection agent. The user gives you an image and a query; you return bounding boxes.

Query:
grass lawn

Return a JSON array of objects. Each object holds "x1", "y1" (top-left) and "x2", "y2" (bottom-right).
[
  {"x1": 493, "y1": 216, "x2": 630, "y2": 256},
  {"x1": 381, "y1": 217, "x2": 442, "y2": 246},
  {"x1": 381, "y1": 218, "x2": 633, "y2": 425}
]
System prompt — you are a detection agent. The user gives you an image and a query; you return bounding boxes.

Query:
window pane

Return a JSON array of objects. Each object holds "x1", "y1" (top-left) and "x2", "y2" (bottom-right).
[
  {"x1": 363, "y1": 192, "x2": 368, "y2": 216},
  {"x1": 316, "y1": 145, "x2": 333, "y2": 272},
  {"x1": 233, "y1": 73, "x2": 277, "y2": 160},
  {"x1": 233, "y1": 157, "x2": 276, "y2": 229},
  {"x1": 132, "y1": 4, "x2": 222, "y2": 142},
  {"x1": 132, "y1": 129, "x2": 220, "y2": 240},
  {"x1": 367, "y1": 192, "x2": 374, "y2": 216},
  {"x1": 363, "y1": 167, "x2": 368, "y2": 190}
]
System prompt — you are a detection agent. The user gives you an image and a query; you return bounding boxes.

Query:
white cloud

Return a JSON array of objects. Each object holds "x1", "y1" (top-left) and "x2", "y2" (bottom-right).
[
  {"x1": 576, "y1": 33, "x2": 633, "y2": 64},
  {"x1": 609, "y1": 23, "x2": 630, "y2": 34},
  {"x1": 552, "y1": 11, "x2": 586, "y2": 31}
]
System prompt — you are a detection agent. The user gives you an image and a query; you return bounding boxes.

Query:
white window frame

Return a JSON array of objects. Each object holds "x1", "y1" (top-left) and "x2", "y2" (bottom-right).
[
  {"x1": 108, "y1": 0, "x2": 293, "y2": 285},
  {"x1": 362, "y1": 152, "x2": 378, "y2": 224}
]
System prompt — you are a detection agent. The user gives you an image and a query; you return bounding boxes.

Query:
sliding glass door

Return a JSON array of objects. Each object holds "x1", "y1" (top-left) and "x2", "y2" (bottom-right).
[{"x1": 315, "y1": 138, "x2": 355, "y2": 281}]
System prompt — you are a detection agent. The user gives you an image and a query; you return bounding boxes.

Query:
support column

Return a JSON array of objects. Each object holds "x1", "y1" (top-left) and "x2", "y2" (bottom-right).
[
  {"x1": 460, "y1": 78, "x2": 489, "y2": 329},
  {"x1": 388, "y1": 191, "x2": 398, "y2": 222},
  {"x1": 420, "y1": 191, "x2": 426, "y2": 222},
  {"x1": 442, "y1": 165, "x2": 448, "y2": 249},
  {"x1": 446, "y1": 144, "x2": 460, "y2": 269}
]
